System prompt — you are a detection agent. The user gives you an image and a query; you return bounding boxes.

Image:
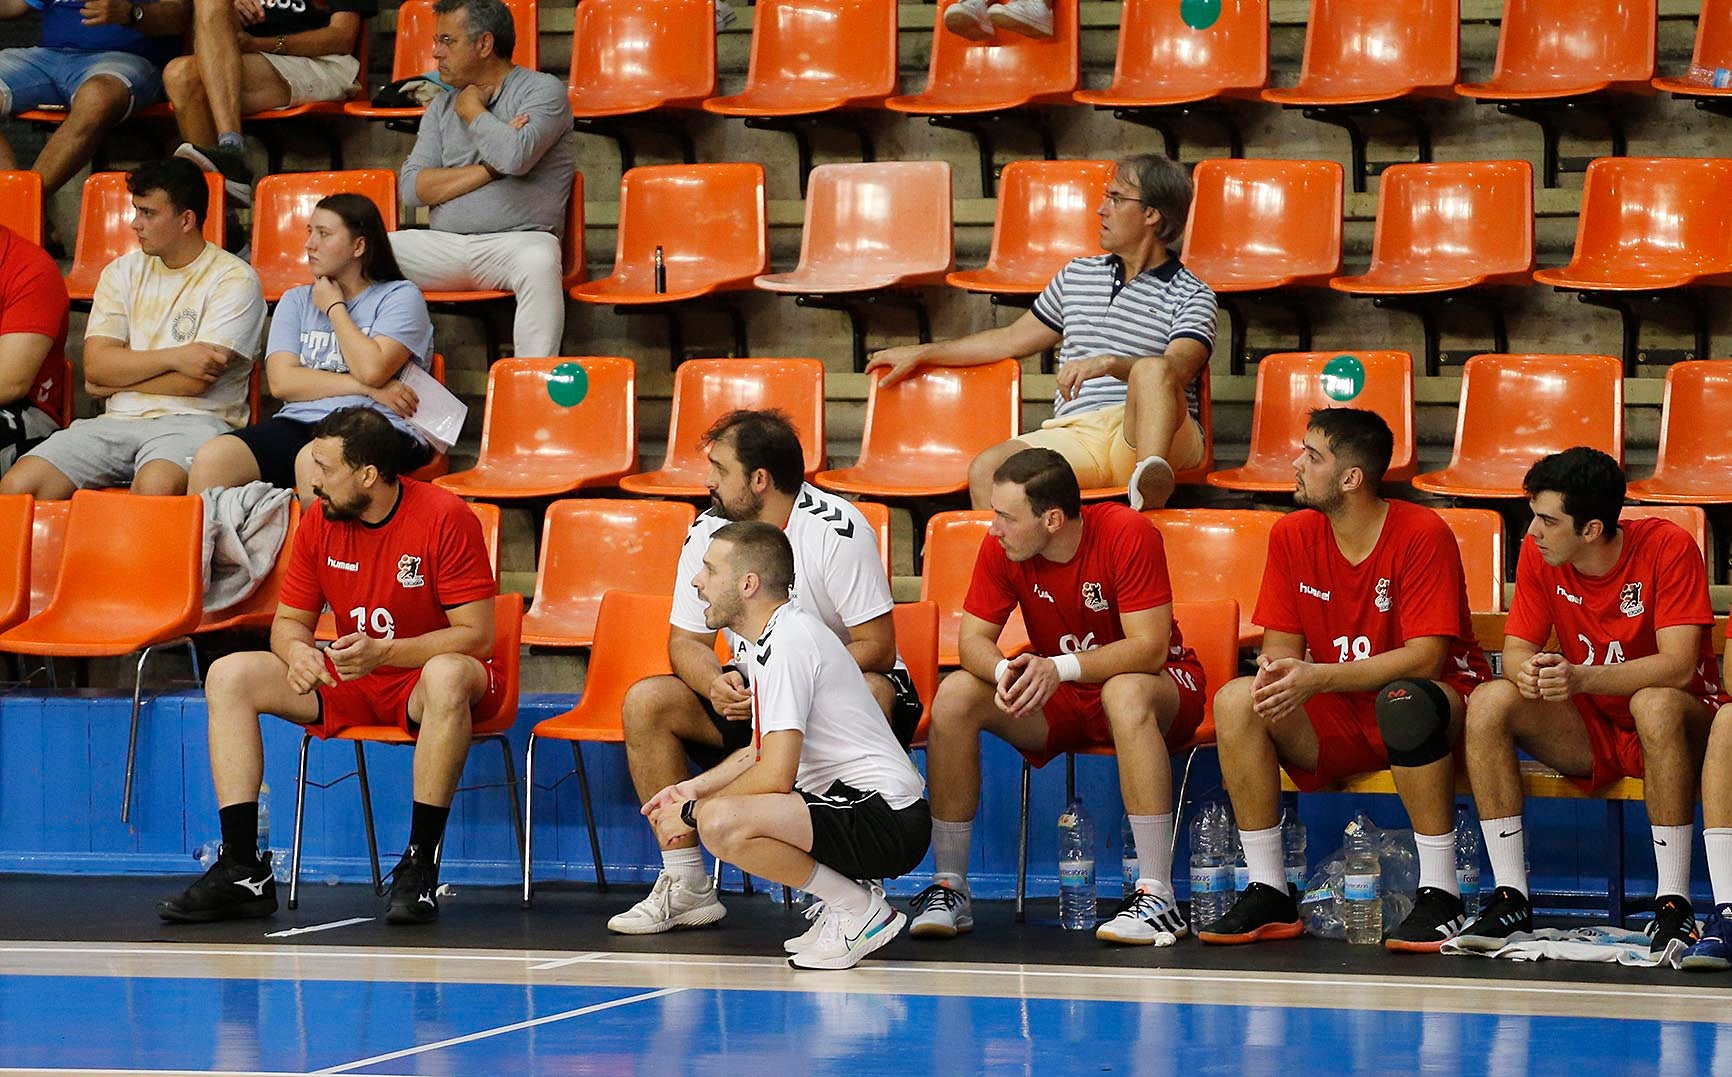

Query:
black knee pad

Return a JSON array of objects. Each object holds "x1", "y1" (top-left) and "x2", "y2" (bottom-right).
[{"x1": 1375, "y1": 678, "x2": 1454, "y2": 767}]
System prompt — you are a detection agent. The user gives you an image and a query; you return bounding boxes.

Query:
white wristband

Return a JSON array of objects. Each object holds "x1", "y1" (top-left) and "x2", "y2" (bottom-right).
[
  {"x1": 1052, "y1": 653, "x2": 1082, "y2": 683},
  {"x1": 993, "y1": 658, "x2": 1011, "y2": 684}
]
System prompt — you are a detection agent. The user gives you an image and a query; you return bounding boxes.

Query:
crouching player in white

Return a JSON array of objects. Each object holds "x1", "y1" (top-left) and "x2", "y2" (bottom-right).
[{"x1": 643, "y1": 520, "x2": 932, "y2": 970}]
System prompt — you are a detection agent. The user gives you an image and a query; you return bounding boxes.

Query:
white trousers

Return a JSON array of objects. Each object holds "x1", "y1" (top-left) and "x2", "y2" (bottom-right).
[{"x1": 389, "y1": 229, "x2": 566, "y2": 358}]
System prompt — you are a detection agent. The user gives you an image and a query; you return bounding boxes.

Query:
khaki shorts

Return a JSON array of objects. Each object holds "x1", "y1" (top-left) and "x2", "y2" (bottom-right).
[
  {"x1": 261, "y1": 53, "x2": 360, "y2": 107},
  {"x1": 1017, "y1": 404, "x2": 1206, "y2": 489}
]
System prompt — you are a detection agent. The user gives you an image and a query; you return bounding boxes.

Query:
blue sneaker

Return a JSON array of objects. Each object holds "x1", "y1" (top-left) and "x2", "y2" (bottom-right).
[{"x1": 1681, "y1": 903, "x2": 1732, "y2": 971}]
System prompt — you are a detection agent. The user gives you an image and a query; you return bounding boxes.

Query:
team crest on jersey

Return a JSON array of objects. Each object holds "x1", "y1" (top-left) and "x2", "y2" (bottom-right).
[
  {"x1": 1619, "y1": 581, "x2": 1644, "y2": 617},
  {"x1": 1374, "y1": 577, "x2": 1392, "y2": 613},
  {"x1": 396, "y1": 554, "x2": 425, "y2": 589},
  {"x1": 1081, "y1": 581, "x2": 1108, "y2": 612}
]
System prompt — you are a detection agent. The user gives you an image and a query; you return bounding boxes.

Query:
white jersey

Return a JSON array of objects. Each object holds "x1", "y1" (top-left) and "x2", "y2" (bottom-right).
[
  {"x1": 748, "y1": 602, "x2": 926, "y2": 809},
  {"x1": 671, "y1": 483, "x2": 899, "y2": 678}
]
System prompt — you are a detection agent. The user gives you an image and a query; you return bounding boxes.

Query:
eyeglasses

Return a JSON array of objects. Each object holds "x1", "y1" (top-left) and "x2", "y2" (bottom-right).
[{"x1": 1102, "y1": 191, "x2": 1145, "y2": 209}]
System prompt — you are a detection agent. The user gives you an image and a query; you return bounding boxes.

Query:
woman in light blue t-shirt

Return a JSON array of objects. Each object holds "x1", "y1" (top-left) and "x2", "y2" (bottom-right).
[{"x1": 187, "y1": 193, "x2": 435, "y2": 498}]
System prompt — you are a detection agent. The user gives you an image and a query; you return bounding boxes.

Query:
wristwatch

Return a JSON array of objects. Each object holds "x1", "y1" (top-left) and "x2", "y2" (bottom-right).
[{"x1": 679, "y1": 800, "x2": 698, "y2": 828}]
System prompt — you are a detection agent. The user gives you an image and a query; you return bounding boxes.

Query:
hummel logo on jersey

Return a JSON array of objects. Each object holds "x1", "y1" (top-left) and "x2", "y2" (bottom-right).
[
  {"x1": 326, "y1": 557, "x2": 359, "y2": 572},
  {"x1": 1032, "y1": 584, "x2": 1055, "y2": 604},
  {"x1": 796, "y1": 489, "x2": 855, "y2": 539},
  {"x1": 1620, "y1": 581, "x2": 1645, "y2": 618},
  {"x1": 1299, "y1": 582, "x2": 1331, "y2": 601},
  {"x1": 396, "y1": 554, "x2": 425, "y2": 588},
  {"x1": 1374, "y1": 577, "x2": 1392, "y2": 613},
  {"x1": 1555, "y1": 585, "x2": 1583, "y2": 606},
  {"x1": 234, "y1": 876, "x2": 269, "y2": 897},
  {"x1": 755, "y1": 644, "x2": 773, "y2": 666},
  {"x1": 1081, "y1": 581, "x2": 1108, "y2": 612}
]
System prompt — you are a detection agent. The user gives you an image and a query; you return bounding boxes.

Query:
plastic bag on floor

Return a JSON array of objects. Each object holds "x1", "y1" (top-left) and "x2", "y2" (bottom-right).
[{"x1": 1299, "y1": 814, "x2": 1419, "y2": 939}]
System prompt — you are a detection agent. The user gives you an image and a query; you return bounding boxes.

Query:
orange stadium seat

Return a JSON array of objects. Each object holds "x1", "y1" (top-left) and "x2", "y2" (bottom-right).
[
  {"x1": 1182, "y1": 159, "x2": 1344, "y2": 373},
  {"x1": 886, "y1": 0, "x2": 1081, "y2": 196},
  {"x1": 345, "y1": 0, "x2": 539, "y2": 129},
  {"x1": 520, "y1": 499, "x2": 696, "y2": 648},
  {"x1": 435, "y1": 357, "x2": 638, "y2": 500},
  {"x1": 65, "y1": 172, "x2": 225, "y2": 304},
  {"x1": 895, "y1": 601, "x2": 942, "y2": 747},
  {"x1": 0, "y1": 495, "x2": 32, "y2": 637},
  {"x1": 1531, "y1": 158, "x2": 1732, "y2": 371},
  {"x1": 568, "y1": 0, "x2": 715, "y2": 170},
  {"x1": 755, "y1": 161, "x2": 955, "y2": 371},
  {"x1": 1434, "y1": 507, "x2": 1506, "y2": 614},
  {"x1": 854, "y1": 500, "x2": 894, "y2": 578},
  {"x1": 1621, "y1": 505, "x2": 1709, "y2": 560},
  {"x1": 253, "y1": 170, "x2": 397, "y2": 302},
  {"x1": 1077, "y1": 370, "x2": 1216, "y2": 500},
  {"x1": 0, "y1": 171, "x2": 42, "y2": 245},
  {"x1": 619, "y1": 357, "x2": 825, "y2": 497},
  {"x1": 26, "y1": 498, "x2": 66, "y2": 620},
  {"x1": 815, "y1": 359, "x2": 1021, "y2": 499},
  {"x1": 1207, "y1": 350, "x2": 1417, "y2": 492},
  {"x1": 919, "y1": 510, "x2": 1032, "y2": 666},
  {"x1": 1654, "y1": 0, "x2": 1732, "y2": 105},
  {"x1": 1627, "y1": 361, "x2": 1732, "y2": 504},
  {"x1": 1142, "y1": 508, "x2": 1282, "y2": 645},
  {"x1": 946, "y1": 159, "x2": 1113, "y2": 301},
  {"x1": 197, "y1": 500, "x2": 300, "y2": 635},
  {"x1": 1412, "y1": 353, "x2": 1624, "y2": 499},
  {"x1": 1330, "y1": 161, "x2": 1534, "y2": 374}
]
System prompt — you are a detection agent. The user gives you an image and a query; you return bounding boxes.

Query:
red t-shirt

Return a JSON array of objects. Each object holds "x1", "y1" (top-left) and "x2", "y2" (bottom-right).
[
  {"x1": 1505, "y1": 517, "x2": 1722, "y2": 725},
  {"x1": 1254, "y1": 500, "x2": 1491, "y2": 702},
  {"x1": 964, "y1": 502, "x2": 1191, "y2": 663},
  {"x1": 0, "y1": 226, "x2": 69, "y2": 418},
  {"x1": 281, "y1": 478, "x2": 496, "y2": 673}
]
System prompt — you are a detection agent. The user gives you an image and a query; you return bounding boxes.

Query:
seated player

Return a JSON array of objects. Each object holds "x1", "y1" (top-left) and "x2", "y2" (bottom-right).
[
  {"x1": 1200, "y1": 408, "x2": 1491, "y2": 952},
  {"x1": 643, "y1": 520, "x2": 930, "y2": 970},
  {"x1": 158, "y1": 407, "x2": 501, "y2": 925},
  {"x1": 906, "y1": 447, "x2": 1208, "y2": 946},
  {"x1": 1686, "y1": 652, "x2": 1732, "y2": 970},
  {"x1": 1458, "y1": 447, "x2": 1724, "y2": 958}
]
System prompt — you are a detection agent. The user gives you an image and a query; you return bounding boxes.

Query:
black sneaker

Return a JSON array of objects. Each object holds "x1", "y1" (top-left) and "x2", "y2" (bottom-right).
[
  {"x1": 174, "y1": 141, "x2": 254, "y2": 207},
  {"x1": 384, "y1": 844, "x2": 440, "y2": 925},
  {"x1": 1452, "y1": 885, "x2": 1533, "y2": 953},
  {"x1": 1647, "y1": 894, "x2": 1701, "y2": 956},
  {"x1": 158, "y1": 847, "x2": 277, "y2": 923},
  {"x1": 1385, "y1": 886, "x2": 1468, "y2": 953},
  {"x1": 1197, "y1": 882, "x2": 1303, "y2": 945}
]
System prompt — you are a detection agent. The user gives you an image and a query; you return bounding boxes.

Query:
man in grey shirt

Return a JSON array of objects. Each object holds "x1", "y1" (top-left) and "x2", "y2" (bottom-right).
[{"x1": 391, "y1": 0, "x2": 574, "y2": 358}]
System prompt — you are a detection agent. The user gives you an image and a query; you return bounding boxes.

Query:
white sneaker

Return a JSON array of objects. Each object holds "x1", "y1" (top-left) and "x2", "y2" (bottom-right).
[
  {"x1": 784, "y1": 899, "x2": 829, "y2": 954},
  {"x1": 943, "y1": 0, "x2": 995, "y2": 41},
  {"x1": 1127, "y1": 454, "x2": 1176, "y2": 511},
  {"x1": 989, "y1": 0, "x2": 1054, "y2": 39},
  {"x1": 606, "y1": 872, "x2": 726, "y2": 935},
  {"x1": 908, "y1": 880, "x2": 974, "y2": 939},
  {"x1": 1096, "y1": 883, "x2": 1188, "y2": 946},
  {"x1": 788, "y1": 889, "x2": 907, "y2": 970}
]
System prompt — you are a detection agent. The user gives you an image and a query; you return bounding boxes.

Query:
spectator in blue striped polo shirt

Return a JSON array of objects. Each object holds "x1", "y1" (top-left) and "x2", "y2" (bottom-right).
[{"x1": 868, "y1": 154, "x2": 1216, "y2": 511}]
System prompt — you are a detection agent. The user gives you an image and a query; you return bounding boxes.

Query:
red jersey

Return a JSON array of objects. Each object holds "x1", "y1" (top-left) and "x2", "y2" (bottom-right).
[
  {"x1": 0, "y1": 226, "x2": 69, "y2": 420},
  {"x1": 1506, "y1": 517, "x2": 1722, "y2": 725},
  {"x1": 281, "y1": 478, "x2": 496, "y2": 672},
  {"x1": 964, "y1": 502, "x2": 1192, "y2": 665},
  {"x1": 1254, "y1": 500, "x2": 1491, "y2": 702}
]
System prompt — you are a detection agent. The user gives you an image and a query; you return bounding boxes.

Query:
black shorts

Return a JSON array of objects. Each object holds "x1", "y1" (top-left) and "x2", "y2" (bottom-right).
[
  {"x1": 685, "y1": 668, "x2": 925, "y2": 769},
  {"x1": 804, "y1": 780, "x2": 931, "y2": 880},
  {"x1": 226, "y1": 417, "x2": 317, "y2": 489}
]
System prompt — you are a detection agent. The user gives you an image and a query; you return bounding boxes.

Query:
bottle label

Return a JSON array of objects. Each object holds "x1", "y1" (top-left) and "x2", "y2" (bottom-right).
[
  {"x1": 1457, "y1": 866, "x2": 1480, "y2": 894},
  {"x1": 1122, "y1": 857, "x2": 1138, "y2": 883},
  {"x1": 1345, "y1": 873, "x2": 1379, "y2": 901},
  {"x1": 1189, "y1": 866, "x2": 1224, "y2": 894},
  {"x1": 1059, "y1": 860, "x2": 1095, "y2": 888},
  {"x1": 1234, "y1": 864, "x2": 1250, "y2": 892},
  {"x1": 1286, "y1": 865, "x2": 1307, "y2": 889}
]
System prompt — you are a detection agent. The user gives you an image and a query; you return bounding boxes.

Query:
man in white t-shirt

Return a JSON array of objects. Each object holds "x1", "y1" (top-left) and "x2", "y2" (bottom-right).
[
  {"x1": 644, "y1": 520, "x2": 930, "y2": 970},
  {"x1": 1, "y1": 158, "x2": 263, "y2": 499},
  {"x1": 609, "y1": 408, "x2": 921, "y2": 936}
]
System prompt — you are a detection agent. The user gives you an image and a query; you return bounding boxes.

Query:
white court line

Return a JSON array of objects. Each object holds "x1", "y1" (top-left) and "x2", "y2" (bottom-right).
[
  {"x1": 311, "y1": 986, "x2": 684, "y2": 1074},
  {"x1": 264, "y1": 918, "x2": 374, "y2": 939},
  {"x1": 528, "y1": 952, "x2": 608, "y2": 970}
]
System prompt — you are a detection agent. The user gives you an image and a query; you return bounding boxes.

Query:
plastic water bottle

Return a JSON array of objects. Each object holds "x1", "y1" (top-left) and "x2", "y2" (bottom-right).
[
  {"x1": 1120, "y1": 814, "x2": 1139, "y2": 898},
  {"x1": 1344, "y1": 816, "x2": 1383, "y2": 944},
  {"x1": 1057, "y1": 797, "x2": 1096, "y2": 930},
  {"x1": 1231, "y1": 824, "x2": 1250, "y2": 896},
  {"x1": 1283, "y1": 814, "x2": 1309, "y2": 894},
  {"x1": 1188, "y1": 804, "x2": 1229, "y2": 927},
  {"x1": 1455, "y1": 805, "x2": 1483, "y2": 918}
]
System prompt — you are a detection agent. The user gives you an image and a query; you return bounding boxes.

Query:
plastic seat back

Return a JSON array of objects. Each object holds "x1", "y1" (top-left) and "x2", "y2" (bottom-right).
[
  {"x1": 947, "y1": 159, "x2": 1113, "y2": 295},
  {"x1": 1268, "y1": 0, "x2": 1459, "y2": 102},
  {"x1": 1182, "y1": 159, "x2": 1344, "y2": 292},
  {"x1": 705, "y1": 0, "x2": 899, "y2": 114},
  {"x1": 1621, "y1": 504, "x2": 1709, "y2": 558},
  {"x1": 0, "y1": 495, "x2": 32, "y2": 635},
  {"x1": 1080, "y1": 0, "x2": 1267, "y2": 104},
  {"x1": 894, "y1": 600, "x2": 941, "y2": 744},
  {"x1": 470, "y1": 593, "x2": 524, "y2": 736},
  {"x1": 891, "y1": 0, "x2": 1080, "y2": 111},
  {"x1": 522, "y1": 499, "x2": 696, "y2": 647},
  {"x1": 757, "y1": 161, "x2": 954, "y2": 292},
  {"x1": 27, "y1": 499, "x2": 66, "y2": 619},
  {"x1": 1470, "y1": 0, "x2": 1655, "y2": 96},
  {"x1": 568, "y1": 0, "x2": 715, "y2": 115},
  {"x1": 1434, "y1": 507, "x2": 1505, "y2": 613},
  {"x1": 1333, "y1": 161, "x2": 1535, "y2": 292},
  {"x1": 1142, "y1": 508, "x2": 1282, "y2": 643},
  {"x1": 919, "y1": 510, "x2": 1030, "y2": 665},
  {"x1": 1172, "y1": 598, "x2": 1239, "y2": 727},
  {"x1": 1415, "y1": 354, "x2": 1624, "y2": 497},
  {"x1": 1533, "y1": 158, "x2": 1732, "y2": 290},
  {"x1": 816, "y1": 360, "x2": 1022, "y2": 497},
  {"x1": 1208, "y1": 351, "x2": 1416, "y2": 489},
  {"x1": 621, "y1": 357, "x2": 826, "y2": 495},
  {"x1": 575, "y1": 164, "x2": 768, "y2": 302},
  {"x1": 1629, "y1": 361, "x2": 1732, "y2": 501},
  {"x1": 855, "y1": 500, "x2": 893, "y2": 578},
  {"x1": 65, "y1": 172, "x2": 225, "y2": 300},
  {"x1": 551, "y1": 591, "x2": 677, "y2": 738},
  {"x1": 0, "y1": 171, "x2": 42, "y2": 245},
  {"x1": 252, "y1": 170, "x2": 397, "y2": 301}
]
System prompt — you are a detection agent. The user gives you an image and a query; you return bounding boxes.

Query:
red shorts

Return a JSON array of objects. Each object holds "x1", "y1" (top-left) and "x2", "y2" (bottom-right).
[
  {"x1": 1571, "y1": 702, "x2": 1644, "y2": 793},
  {"x1": 1022, "y1": 657, "x2": 1209, "y2": 768},
  {"x1": 1281, "y1": 674, "x2": 1480, "y2": 793},
  {"x1": 311, "y1": 658, "x2": 505, "y2": 739}
]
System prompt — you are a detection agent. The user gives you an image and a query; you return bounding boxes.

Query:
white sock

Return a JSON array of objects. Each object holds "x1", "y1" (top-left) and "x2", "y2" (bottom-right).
[
  {"x1": 1653, "y1": 823, "x2": 1693, "y2": 900},
  {"x1": 1705, "y1": 828, "x2": 1732, "y2": 905},
  {"x1": 803, "y1": 862, "x2": 872, "y2": 917},
  {"x1": 1415, "y1": 830, "x2": 1459, "y2": 897},
  {"x1": 661, "y1": 845, "x2": 706, "y2": 885},
  {"x1": 1128, "y1": 813, "x2": 1174, "y2": 891},
  {"x1": 931, "y1": 818, "x2": 973, "y2": 885},
  {"x1": 1241, "y1": 824, "x2": 1285, "y2": 890},
  {"x1": 1482, "y1": 815, "x2": 1528, "y2": 897}
]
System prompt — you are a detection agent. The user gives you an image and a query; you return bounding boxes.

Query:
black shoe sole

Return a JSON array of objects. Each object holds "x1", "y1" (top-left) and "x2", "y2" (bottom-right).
[
  {"x1": 385, "y1": 902, "x2": 439, "y2": 925},
  {"x1": 157, "y1": 897, "x2": 277, "y2": 923}
]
